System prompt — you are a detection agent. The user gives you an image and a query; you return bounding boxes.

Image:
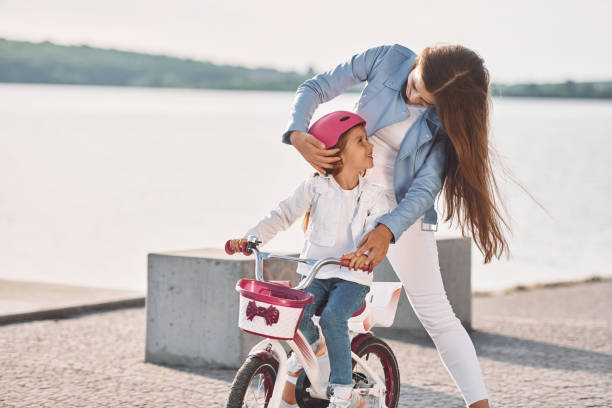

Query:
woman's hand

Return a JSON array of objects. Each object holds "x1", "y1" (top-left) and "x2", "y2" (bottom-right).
[
  {"x1": 228, "y1": 238, "x2": 247, "y2": 253},
  {"x1": 290, "y1": 131, "x2": 340, "y2": 173},
  {"x1": 355, "y1": 224, "x2": 394, "y2": 267},
  {"x1": 341, "y1": 252, "x2": 370, "y2": 271}
]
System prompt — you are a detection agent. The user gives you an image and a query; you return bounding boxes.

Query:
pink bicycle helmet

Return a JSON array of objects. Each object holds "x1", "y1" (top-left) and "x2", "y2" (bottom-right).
[{"x1": 308, "y1": 111, "x2": 367, "y2": 149}]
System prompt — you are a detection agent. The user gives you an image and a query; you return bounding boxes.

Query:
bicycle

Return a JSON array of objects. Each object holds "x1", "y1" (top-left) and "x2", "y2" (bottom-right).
[{"x1": 225, "y1": 236, "x2": 403, "y2": 408}]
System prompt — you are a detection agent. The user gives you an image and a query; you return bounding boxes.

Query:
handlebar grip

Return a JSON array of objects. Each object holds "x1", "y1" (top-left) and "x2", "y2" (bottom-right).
[
  {"x1": 225, "y1": 240, "x2": 253, "y2": 256},
  {"x1": 240, "y1": 242, "x2": 252, "y2": 256},
  {"x1": 340, "y1": 259, "x2": 373, "y2": 273}
]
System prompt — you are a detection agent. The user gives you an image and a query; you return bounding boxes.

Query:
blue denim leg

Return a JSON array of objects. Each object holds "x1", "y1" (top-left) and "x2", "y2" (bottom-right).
[
  {"x1": 318, "y1": 278, "x2": 370, "y2": 385},
  {"x1": 297, "y1": 278, "x2": 329, "y2": 346}
]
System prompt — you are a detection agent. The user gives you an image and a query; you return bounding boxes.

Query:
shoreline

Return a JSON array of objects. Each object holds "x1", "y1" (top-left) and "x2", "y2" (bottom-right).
[
  {"x1": 2, "y1": 274, "x2": 608, "y2": 298},
  {"x1": 3, "y1": 82, "x2": 612, "y2": 101},
  {"x1": 472, "y1": 275, "x2": 609, "y2": 297}
]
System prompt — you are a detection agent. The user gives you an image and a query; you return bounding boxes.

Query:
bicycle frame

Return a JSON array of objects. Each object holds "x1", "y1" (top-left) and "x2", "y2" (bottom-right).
[
  {"x1": 248, "y1": 335, "x2": 388, "y2": 408},
  {"x1": 238, "y1": 236, "x2": 393, "y2": 408}
]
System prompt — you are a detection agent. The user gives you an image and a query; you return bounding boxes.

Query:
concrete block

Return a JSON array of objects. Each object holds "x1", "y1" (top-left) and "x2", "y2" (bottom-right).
[
  {"x1": 145, "y1": 238, "x2": 471, "y2": 368},
  {"x1": 145, "y1": 248, "x2": 300, "y2": 368}
]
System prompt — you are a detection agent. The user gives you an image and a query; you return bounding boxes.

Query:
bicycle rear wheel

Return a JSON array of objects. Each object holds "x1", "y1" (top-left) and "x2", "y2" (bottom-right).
[
  {"x1": 226, "y1": 355, "x2": 278, "y2": 408},
  {"x1": 352, "y1": 336, "x2": 400, "y2": 408}
]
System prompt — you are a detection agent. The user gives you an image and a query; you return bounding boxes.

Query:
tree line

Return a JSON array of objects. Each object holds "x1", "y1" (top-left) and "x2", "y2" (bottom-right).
[
  {"x1": 0, "y1": 38, "x2": 310, "y2": 91},
  {"x1": 1, "y1": 38, "x2": 610, "y2": 99},
  {"x1": 492, "y1": 81, "x2": 612, "y2": 99}
]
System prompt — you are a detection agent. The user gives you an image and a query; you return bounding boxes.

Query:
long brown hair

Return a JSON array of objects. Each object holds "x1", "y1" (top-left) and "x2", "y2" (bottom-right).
[{"x1": 417, "y1": 45, "x2": 509, "y2": 263}]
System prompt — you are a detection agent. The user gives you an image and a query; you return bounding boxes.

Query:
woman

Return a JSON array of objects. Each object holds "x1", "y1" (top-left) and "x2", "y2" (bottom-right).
[{"x1": 282, "y1": 44, "x2": 509, "y2": 408}]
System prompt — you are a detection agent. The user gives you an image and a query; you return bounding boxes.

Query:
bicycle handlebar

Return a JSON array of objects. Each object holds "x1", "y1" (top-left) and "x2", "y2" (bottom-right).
[{"x1": 224, "y1": 238, "x2": 373, "y2": 289}]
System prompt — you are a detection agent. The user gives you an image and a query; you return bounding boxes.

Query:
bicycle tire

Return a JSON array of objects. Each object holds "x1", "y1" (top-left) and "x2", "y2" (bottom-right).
[
  {"x1": 226, "y1": 355, "x2": 278, "y2": 408},
  {"x1": 352, "y1": 336, "x2": 400, "y2": 408}
]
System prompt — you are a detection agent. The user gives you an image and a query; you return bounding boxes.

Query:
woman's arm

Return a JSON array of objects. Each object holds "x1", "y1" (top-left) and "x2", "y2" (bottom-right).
[
  {"x1": 282, "y1": 45, "x2": 389, "y2": 143},
  {"x1": 356, "y1": 138, "x2": 447, "y2": 266},
  {"x1": 244, "y1": 176, "x2": 316, "y2": 245},
  {"x1": 282, "y1": 46, "x2": 392, "y2": 172},
  {"x1": 377, "y1": 137, "x2": 447, "y2": 242}
]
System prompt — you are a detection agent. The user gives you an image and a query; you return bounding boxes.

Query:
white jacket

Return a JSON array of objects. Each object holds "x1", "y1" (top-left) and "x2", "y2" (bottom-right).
[{"x1": 245, "y1": 173, "x2": 393, "y2": 251}]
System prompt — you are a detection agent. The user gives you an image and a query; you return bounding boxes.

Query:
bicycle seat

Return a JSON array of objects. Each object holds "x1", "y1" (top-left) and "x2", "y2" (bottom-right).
[{"x1": 310, "y1": 282, "x2": 403, "y2": 333}]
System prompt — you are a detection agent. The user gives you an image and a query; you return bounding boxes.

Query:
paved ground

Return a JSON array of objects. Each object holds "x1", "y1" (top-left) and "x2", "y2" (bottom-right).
[{"x1": 1, "y1": 280, "x2": 610, "y2": 407}]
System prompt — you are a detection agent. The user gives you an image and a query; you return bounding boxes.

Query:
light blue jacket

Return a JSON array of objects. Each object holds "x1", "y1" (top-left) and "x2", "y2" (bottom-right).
[{"x1": 282, "y1": 44, "x2": 448, "y2": 242}]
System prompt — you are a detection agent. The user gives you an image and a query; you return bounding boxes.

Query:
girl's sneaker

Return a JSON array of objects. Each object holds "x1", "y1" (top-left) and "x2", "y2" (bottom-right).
[{"x1": 329, "y1": 387, "x2": 365, "y2": 408}]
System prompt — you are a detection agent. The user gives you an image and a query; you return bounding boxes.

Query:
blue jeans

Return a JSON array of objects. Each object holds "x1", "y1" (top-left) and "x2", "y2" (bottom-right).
[{"x1": 298, "y1": 278, "x2": 370, "y2": 385}]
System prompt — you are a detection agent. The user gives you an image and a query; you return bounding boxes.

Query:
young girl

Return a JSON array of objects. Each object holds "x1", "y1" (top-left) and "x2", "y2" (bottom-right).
[{"x1": 227, "y1": 111, "x2": 393, "y2": 408}]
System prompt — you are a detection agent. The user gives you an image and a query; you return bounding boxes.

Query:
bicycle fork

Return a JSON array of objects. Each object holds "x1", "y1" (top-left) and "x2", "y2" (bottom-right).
[{"x1": 247, "y1": 331, "x2": 327, "y2": 408}]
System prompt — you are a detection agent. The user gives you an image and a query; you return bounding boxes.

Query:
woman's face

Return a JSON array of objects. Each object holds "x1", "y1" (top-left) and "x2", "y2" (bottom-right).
[
  {"x1": 405, "y1": 64, "x2": 436, "y2": 108},
  {"x1": 339, "y1": 125, "x2": 374, "y2": 172}
]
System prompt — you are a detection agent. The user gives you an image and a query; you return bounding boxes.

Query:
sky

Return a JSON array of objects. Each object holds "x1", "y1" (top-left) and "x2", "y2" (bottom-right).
[{"x1": 1, "y1": 0, "x2": 611, "y2": 83}]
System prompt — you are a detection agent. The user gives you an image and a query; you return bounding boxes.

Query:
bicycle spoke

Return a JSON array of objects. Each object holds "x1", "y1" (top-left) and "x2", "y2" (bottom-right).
[
  {"x1": 356, "y1": 352, "x2": 387, "y2": 407},
  {"x1": 244, "y1": 373, "x2": 266, "y2": 407}
]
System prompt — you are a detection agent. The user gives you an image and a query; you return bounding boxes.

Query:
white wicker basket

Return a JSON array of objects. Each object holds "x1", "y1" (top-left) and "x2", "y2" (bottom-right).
[{"x1": 235, "y1": 279, "x2": 314, "y2": 340}]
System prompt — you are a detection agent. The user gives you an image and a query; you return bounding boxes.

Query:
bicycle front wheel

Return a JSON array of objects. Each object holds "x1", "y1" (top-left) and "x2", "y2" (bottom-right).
[
  {"x1": 353, "y1": 336, "x2": 400, "y2": 408},
  {"x1": 226, "y1": 355, "x2": 278, "y2": 408}
]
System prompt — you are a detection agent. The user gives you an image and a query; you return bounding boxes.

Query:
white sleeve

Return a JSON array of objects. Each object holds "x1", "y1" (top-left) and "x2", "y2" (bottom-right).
[
  {"x1": 244, "y1": 176, "x2": 316, "y2": 245},
  {"x1": 361, "y1": 189, "x2": 395, "y2": 239}
]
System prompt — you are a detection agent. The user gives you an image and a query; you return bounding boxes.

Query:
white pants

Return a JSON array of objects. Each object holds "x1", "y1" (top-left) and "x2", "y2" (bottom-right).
[{"x1": 386, "y1": 218, "x2": 488, "y2": 406}]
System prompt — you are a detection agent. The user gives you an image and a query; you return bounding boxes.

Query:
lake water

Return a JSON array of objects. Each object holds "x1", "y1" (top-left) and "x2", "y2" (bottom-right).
[{"x1": 1, "y1": 83, "x2": 611, "y2": 292}]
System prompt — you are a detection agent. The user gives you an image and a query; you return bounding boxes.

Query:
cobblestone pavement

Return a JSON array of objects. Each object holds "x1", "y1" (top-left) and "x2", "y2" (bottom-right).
[{"x1": 1, "y1": 280, "x2": 611, "y2": 407}]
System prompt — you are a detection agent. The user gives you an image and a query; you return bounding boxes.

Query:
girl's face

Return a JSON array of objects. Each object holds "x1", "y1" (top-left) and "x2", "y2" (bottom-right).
[
  {"x1": 405, "y1": 63, "x2": 436, "y2": 107},
  {"x1": 338, "y1": 125, "x2": 374, "y2": 172}
]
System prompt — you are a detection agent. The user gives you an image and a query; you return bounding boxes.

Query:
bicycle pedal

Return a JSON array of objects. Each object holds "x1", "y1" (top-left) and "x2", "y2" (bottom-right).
[{"x1": 352, "y1": 372, "x2": 373, "y2": 388}]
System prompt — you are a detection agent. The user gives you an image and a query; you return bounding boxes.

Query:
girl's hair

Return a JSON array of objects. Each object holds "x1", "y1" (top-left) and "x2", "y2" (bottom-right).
[
  {"x1": 417, "y1": 44, "x2": 510, "y2": 264},
  {"x1": 301, "y1": 124, "x2": 364, "y2": 232}
]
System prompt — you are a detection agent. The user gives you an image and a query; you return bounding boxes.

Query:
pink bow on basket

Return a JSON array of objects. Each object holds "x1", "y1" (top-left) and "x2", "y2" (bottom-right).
[{"x1": 246, "y1": 301, "x2": 280, "y2": 326}]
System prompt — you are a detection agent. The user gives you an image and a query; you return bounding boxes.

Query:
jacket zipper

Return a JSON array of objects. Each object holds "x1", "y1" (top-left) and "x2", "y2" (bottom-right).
[{"x1": 413, "y1": 128, "x2": 440, "y2": 175}]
